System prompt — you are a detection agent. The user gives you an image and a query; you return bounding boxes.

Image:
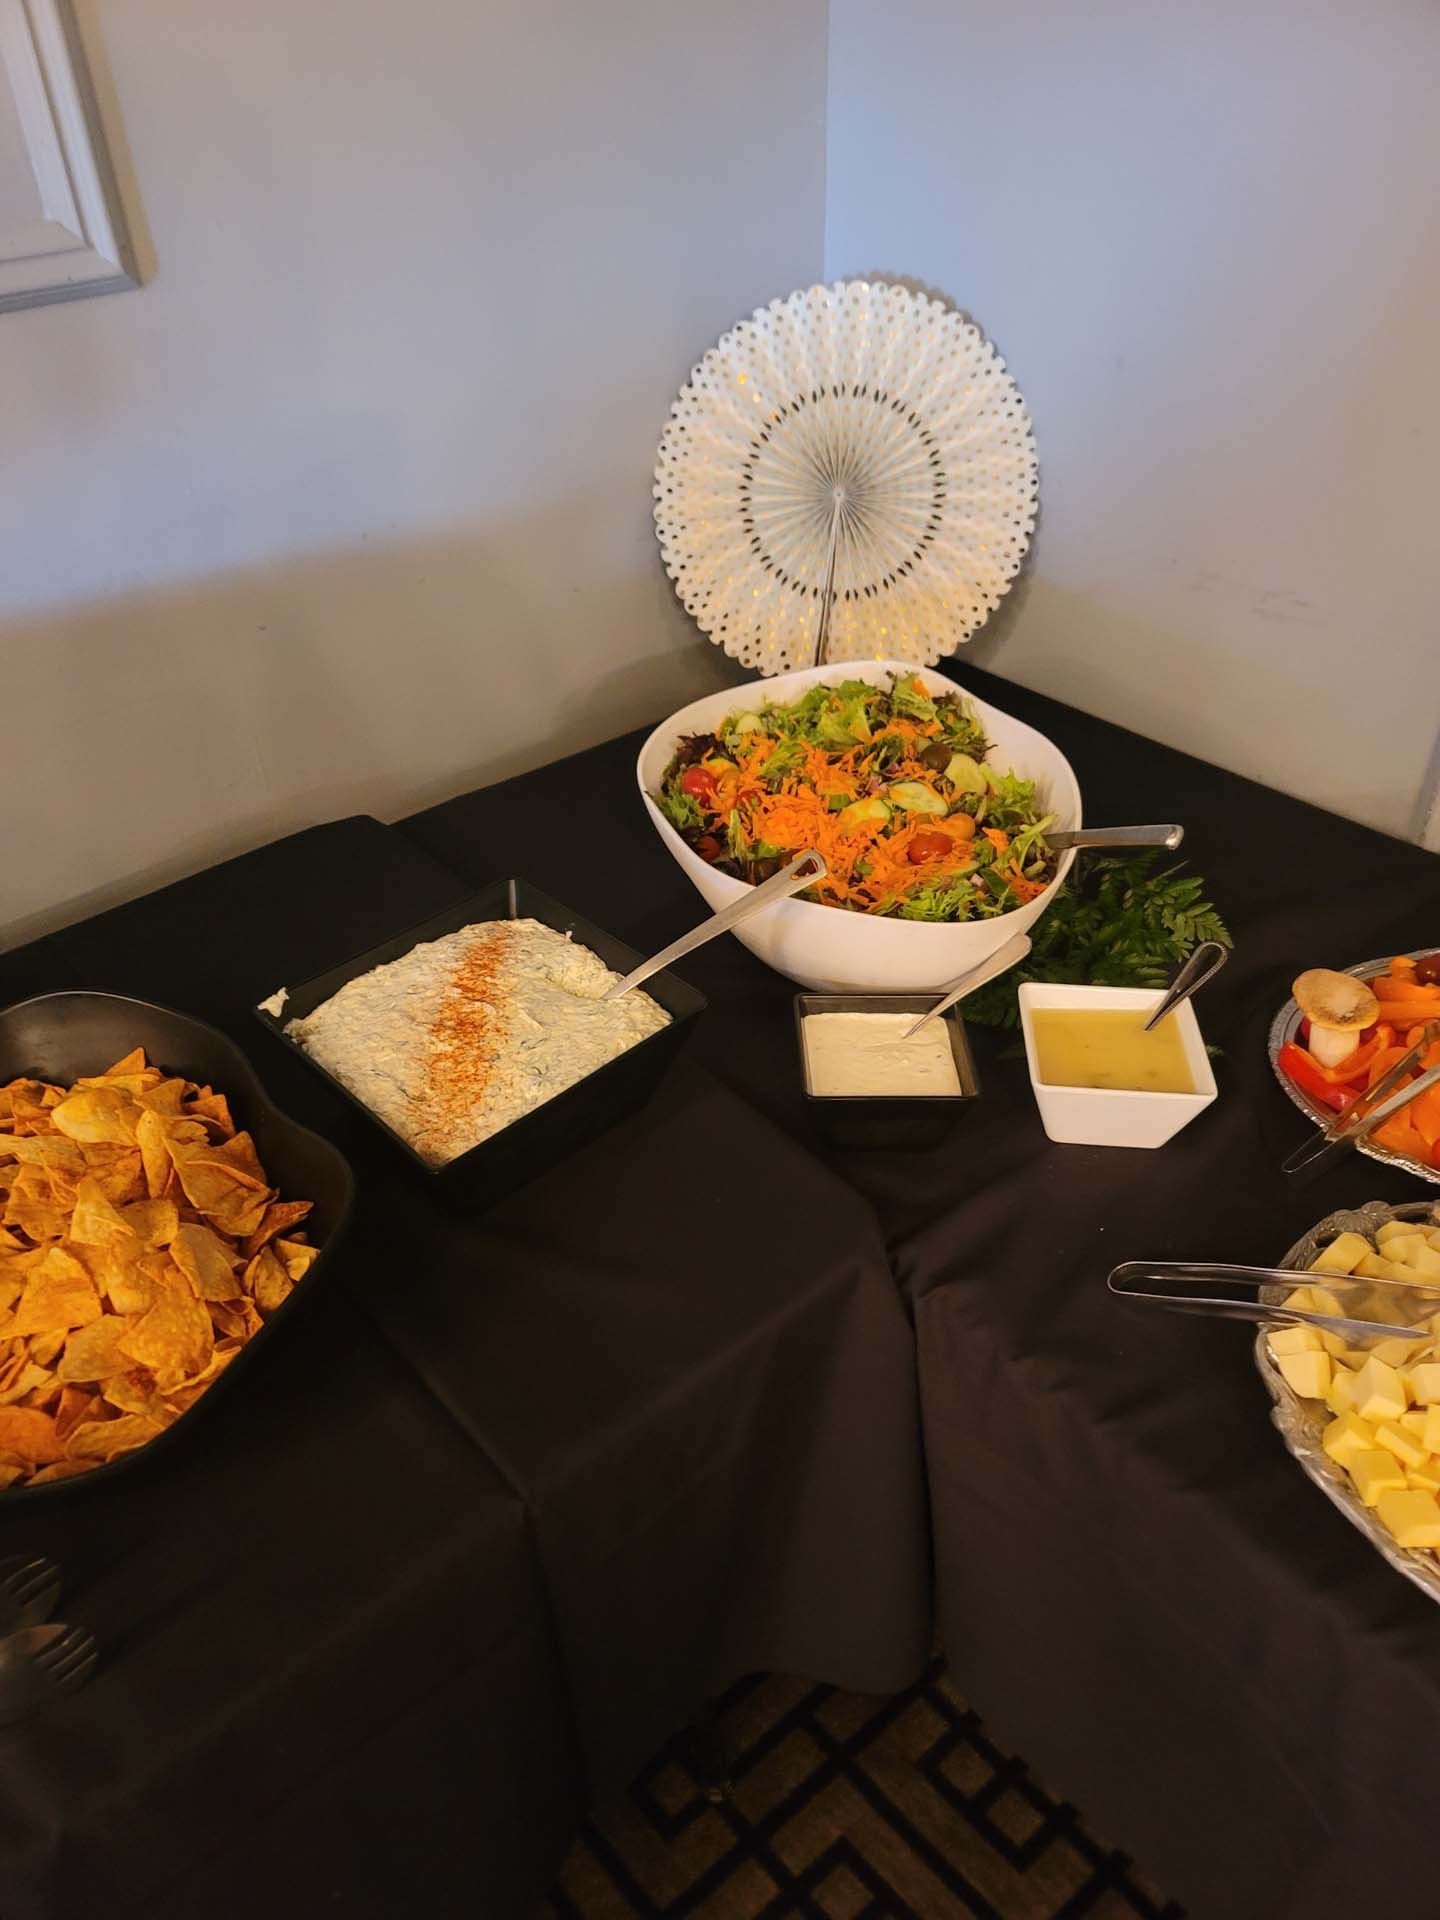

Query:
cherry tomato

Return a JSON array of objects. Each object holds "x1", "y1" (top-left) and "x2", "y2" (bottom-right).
[
  {"x1": 680, "y1": 766, "x2": 716, "y2": 801},
  {"x1": 1416, "y1": 952, "x2": 1440, "y2": 986},
  {"x1": 907, "y1": 829, "x2": 955, "y2": 864},
  {"x1": 695, "y1": 835, "x2": 721, "y2": 860}
]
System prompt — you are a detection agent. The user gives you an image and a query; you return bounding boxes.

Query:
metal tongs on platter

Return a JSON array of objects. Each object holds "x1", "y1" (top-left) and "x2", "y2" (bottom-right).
[
  {"x1": 1281, "y1": 1021, "x2": 1440, "y2": 1177},
  {"x1": 1107, "y1": 1260, "x2": 1440, "y2": 1344}
]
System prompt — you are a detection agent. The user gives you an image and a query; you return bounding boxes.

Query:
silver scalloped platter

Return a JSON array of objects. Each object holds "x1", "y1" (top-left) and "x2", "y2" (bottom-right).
[
  {"x1": 1257, "y1": 1198, "x2": 1440, "y2": 1603},
  {"x1": 1267, "y1": 949, "x2": 1440, "y2": 1186}
]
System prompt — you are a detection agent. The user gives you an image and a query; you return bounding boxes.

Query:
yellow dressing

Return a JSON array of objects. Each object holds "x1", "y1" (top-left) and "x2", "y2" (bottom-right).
[{"x1": 1030, "y1": 1007, "x2": 1195, "y2": 1094}]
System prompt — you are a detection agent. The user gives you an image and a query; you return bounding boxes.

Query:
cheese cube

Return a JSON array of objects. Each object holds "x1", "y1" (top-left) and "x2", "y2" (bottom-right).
[
  {"x1": 1403, "y1": 1242, "x2": 1440, "y2": 1281},
  {"x1": 1354, "y1": 1355, "x2": 1408, "y2": 1423},
  {"x1": 1370, "y1": 1334, "x2": 1427, "y2": 1370},
  {"x1": 1350, "y1": 1450, "x2": 1409, "y2": 1506},
  {"x1": 1268, "y1": 1324, "x2": 1323, "y2": 1356},
  {"x1": 1375, "y1": 1422, "x2": 1430, "y2": 1469},
  {"x1": 1425, "y1": 1228, "x2": 1440, "y2": 1252},
  {"x1": 1323, "y1": 1412, "x2": 1377, "y2": 1467},
  {"x1": 1423, "y1": 1406, "x2": 1440, "y2": 1456},
  {"x1": 1408, "y1": 1460, "x2": 1440, "y2": 1494},
  {"x1": 1312, "y1": 1233, "x2": 1372, "y2": 1276},
  {"x1": 1334, "y1": 1348, "x2": 1369, "y2": 1371},
  {"x1": 1276, "y1": 1350, "x2": 1332, "y2": 1399},
  {"x1": 1356, "y1": 1254, "x2": 1419, "y2": 1289},
  {"x1": 1374, "y1": 1488, "x2": 1440, "y2": 1550},
  {"x1": 1400, "y1": 1410, "x2": 1430, "y2": 1436},
  {"x1": 1381, "y1": 1234, "x2": 1430, "y2": 1268},
  {"x1": 1378, "y1": 1220, "x2": 1422, "y2": 1246},
  {"x1": 1282, "y1": 1285, "x2": 1315, "y2": 1314},
  {"x1": 1326, "y1": 1369, "x2": 1359, "y2": 1416},
  {"x1": 1408, "y1": 1363, "x2": 1440, "y2": 1405}
]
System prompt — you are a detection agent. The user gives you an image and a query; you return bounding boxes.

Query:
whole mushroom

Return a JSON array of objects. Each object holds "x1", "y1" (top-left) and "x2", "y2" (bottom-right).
[{"x1": 1292, "y1": 968, "x2": 1381, "y2": 1068}]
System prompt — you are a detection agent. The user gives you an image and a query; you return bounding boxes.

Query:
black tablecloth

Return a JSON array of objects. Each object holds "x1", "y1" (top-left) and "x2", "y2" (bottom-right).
[
  {"x1": 400, "y1": 664, "x2": 1440, "y2": 1919},
  {"x1": 0, "y1": 819, "x2": 930, "y2": 1913}
]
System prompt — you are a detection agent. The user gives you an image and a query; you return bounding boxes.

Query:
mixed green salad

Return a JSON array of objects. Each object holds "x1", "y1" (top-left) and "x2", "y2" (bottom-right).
[{"x1": 654, "y1": 673, "x2": 1059, "y2": 922}]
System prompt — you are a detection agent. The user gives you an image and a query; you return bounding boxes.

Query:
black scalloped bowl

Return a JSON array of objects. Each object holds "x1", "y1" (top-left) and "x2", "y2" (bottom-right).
[{"x1": 0, "y1": 992, "x2": 355, "y2": 1502}]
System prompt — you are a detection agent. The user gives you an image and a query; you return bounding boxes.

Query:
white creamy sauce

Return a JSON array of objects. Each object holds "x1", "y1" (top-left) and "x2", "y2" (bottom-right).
[
  {"x1": 285, "y1": 919, "x2": 669, "y2": 1166},
  {"x1": 803, "y1": 1013, "x2": 962, "y2": 1098}
]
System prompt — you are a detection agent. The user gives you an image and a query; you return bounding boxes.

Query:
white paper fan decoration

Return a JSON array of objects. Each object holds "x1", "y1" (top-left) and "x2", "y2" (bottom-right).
[{"x1": 654, "y1": 281, "x2": 1038, "y2": 670}]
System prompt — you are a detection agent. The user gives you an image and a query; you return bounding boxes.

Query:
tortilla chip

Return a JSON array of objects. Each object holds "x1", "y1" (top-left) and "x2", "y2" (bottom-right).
[
  {"x1": 103, "y1": 1370, "x2": 167, "y2": 1419},
  {"x1": 119, "y1": 1198, "x2": 179, "y2": 1249},
  {"x1": 241, "y1": 1201, "x2": 313, "y2": 1259},
  {"x1": 0, "y1": 1362, "x2": 57, "y2": 1408},
  {"x1": 13, "y1": 1247, "x2": 102, "y2": 1337},
  {"x1": 78, "y1": 1143, "x2": 147, "y2": 1206},
  {"x1": 0, "y1": 1406, "x2": 65, "y2": 1465},
  {"x1": 274, "y1": 1237, "x2": 320, "y2": 1285},
  {"x1": 54, "y1": 1384, "x2": 102, "y2": 1442},
  {"x1": 135, "y1": 1110, "x2": 206, "y2": 1201},
  {"x1": 170, "y1": 1222, "x2": 242, "y2": 1301},
  {"x1": 50, "y1": 1086, "x2": 140, "y2": 1146},
  {"x1": 69, "y1": 1175, "x2": 139, "y2": 1248},
  {"x1": 245, "y1": 1245, "x2": 293, "y2": 1315},
  {"x1": 57, "y1": 1314, "x2": 133, "y2": 1383},
  {"x1": 168, "y1": 1139, "x2": 270, "y2": 1238},
  {"x1": 29, "y1": 1459, "x2": 96, "y2": 1482},
  {"x1": 134, "y1": 1078, "x2": 188, "y2": 1116},
  {"x1": 101, "y1": 1048, "x2": 148, "y2": 1078},
  {"x1": 208, "y1": 1296, "x2": 262, "y2": 1342},
  {"x1": 28, "y1": 1328, "x2": 66, "y2": 1369},
  {"x1": 184, "y1": 1090, "x2": 235, "y2": 1137},
  {"x1": 65, "y1": 1412, "x2": 162, "y2": 1460},
  {"x1": 0, "y1": 1462, "x2": 24, "y2": 1491},
  {"x1": 118, "y1": 1273, "x2": 213, "y2": 1386},
  {"x1": 4, "y1": 1183, "x2": 69, "y2": 1244},
  {"x1": 0, "y1": 1134, "x2": 85, "y2": 1178}
]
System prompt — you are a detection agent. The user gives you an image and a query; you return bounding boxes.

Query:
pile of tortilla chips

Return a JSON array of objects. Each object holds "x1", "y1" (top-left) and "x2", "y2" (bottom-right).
[{"x1": 0, "y1": 1049, "x2": 318, "y2": 1489}]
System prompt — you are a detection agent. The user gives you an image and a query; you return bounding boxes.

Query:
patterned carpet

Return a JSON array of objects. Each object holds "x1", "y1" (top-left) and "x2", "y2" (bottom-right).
[{"x1": 545, "y1": 1660, "x2": 1184, "y2": 1920}]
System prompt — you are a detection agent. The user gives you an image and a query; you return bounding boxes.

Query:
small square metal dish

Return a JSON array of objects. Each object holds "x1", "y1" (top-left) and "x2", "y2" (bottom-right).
[
  {"x1": 256, "y1": 879, "x2": 706, "y2": 1207},
  {"x1": 794, "y1": 993, "x2": 981, "y2": 1150}
]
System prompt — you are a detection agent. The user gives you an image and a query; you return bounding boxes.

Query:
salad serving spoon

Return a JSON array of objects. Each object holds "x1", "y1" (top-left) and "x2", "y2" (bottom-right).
[
  {"x1": 600, "y1": 850, "x2": 828, "y2": 1003},
  {"x1": 1047, "y1": 824, "x2": 1184, "y2": 852}
]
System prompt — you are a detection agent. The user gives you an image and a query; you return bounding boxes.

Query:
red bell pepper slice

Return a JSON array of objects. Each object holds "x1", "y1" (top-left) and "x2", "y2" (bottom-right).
[{"x1": 1278, "y1": 1043, "x2": 1353, "y2": 1112}]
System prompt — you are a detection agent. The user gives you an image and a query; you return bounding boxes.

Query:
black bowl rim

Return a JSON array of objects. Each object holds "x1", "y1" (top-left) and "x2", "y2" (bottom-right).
[
  {"x1": 254, "y1": 877, "x2": 708, "y2": 1180},
  {"x1": 0, "y1": 989, "x2": 356, "y2": 1503}
]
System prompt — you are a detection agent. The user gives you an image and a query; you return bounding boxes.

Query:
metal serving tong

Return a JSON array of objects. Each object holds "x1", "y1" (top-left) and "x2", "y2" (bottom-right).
[
  {"x1": 1281, "y1": 1022, "x2": 1440, "y2": 1176},
  {"x1": 601, "y1": 850, "x2": 827, "y2": 1003},
  {"x1": 1108, "y1": 1260, "x2": 1440, "y2": 1343},
  {"x1": 1047, "y1": 824, "x2": 1184, "y2": 852}
]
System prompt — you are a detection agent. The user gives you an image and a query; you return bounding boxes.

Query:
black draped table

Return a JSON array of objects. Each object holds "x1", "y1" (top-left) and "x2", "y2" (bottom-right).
[
  {"x1": 0, "y1": 820, "x2": 930, "y2": 1917},
  {"x1": 400, "y1": 664, "x2": 1440, "y2": 1920}
]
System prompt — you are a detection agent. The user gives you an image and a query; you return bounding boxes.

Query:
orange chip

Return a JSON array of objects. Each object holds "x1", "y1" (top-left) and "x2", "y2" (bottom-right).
[
  {"x1": 184, "y1": 1090, "x2": 235, "y2": 1137},
  {"x1": 0, "y1": 1406, "x2": 66, "y2": 1465},
  {"x1": 208, "y1": 1297, "x2": 262, "y2": 1342},
  {"x1": 69, "y1": 1175, "x2": 139, "y2": 1248},
  {"x1": 54, "y1": 1384, "x2": 101, "y2": 1442},
  {"x1": 245, "y1": 1245, "x2": 294, "y2": 1315},
  {"x1": 134, "y1": 1110, "x2": 207, "y2": 1201},
  {"x1": 50, "y1": 1086, "x2": 141, "y2": 1146},
  {"x1": 103, "y1": 1370, "x2": 167, "y2": 1419},
  {"x1": 100, "y1": 1048, "x2": 148, "y2": 1079},
  {"x1": 28, "y1": 1328, "x2": 66, "y2": 1369},
  {"x1": 0, "y1": 1361, "x2": 57, "y2": 1408},
  {"x1": 118, "y1": 1272, "x2": 213, "y2": 1386},
  {"x1": 78, "y1": 1143, "x2": 147, "y2": 1206},
  {"x1": 134, "y1": 1078, "x2": 189, "y2": 1116},
  {"x1": 273, "y1": 1237, "x2": 320, "y2": 1285},
  {"x1": 57, "y1": 1314, "x2": 133, "y2": 1382},
  {"x1": 13, "y1": 1247, "x2": 102, "y2": 1337},
  {"x1": 0, "y1": 1135, "x2": 85, "y2": 1178},
  {"x1": 119, "y1": 1197, "x2": 179, "y2": 1249},
  {"x1": 170, "y1": 1223, "x2": 242, "y2": 1301},
  {"x1": 65, "y1": 1412, "x2": 162, "y2": 1461},
  {"x1": 241, "y1": 1201, "x2": 313, "y2": 1259}
]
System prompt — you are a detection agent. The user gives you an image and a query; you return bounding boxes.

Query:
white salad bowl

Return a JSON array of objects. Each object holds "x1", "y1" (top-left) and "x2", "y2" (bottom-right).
[{"x1": 636, "y1": 660, "x2": 1082, "y2": 993}]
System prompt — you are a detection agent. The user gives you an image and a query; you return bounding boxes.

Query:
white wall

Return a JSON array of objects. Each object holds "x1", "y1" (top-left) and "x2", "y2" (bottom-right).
[
  {"x1": 826, "y1": 0, "x2": 1440, "y2": 842},
  {"x1": 1, "y1": 0, "x2": 827, "y2": 945}
]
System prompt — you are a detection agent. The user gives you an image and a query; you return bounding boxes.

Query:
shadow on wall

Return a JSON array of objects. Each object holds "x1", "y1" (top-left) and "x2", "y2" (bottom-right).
[{"x1": 2, "y1": 499, "x2": 751, "y2": 951}]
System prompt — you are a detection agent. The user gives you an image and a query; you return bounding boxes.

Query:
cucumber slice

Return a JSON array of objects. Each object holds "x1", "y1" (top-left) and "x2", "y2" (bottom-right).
[
  {"x1": 886, "y1": 781, "x2": 949, "y2": 817},
  {"x1": 728, "y1": 713, "x2": 764, "y2": 737},
  {"x1": 943, "y1": 754, "x2": 988, "y2": 796},
  {"x1": 836, "y1": 796, "x2": 892, "y2": 834}
]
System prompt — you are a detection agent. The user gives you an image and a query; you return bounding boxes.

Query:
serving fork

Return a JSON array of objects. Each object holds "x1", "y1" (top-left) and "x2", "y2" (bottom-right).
[
  {"x1": 0, "y1": 1624, "x2": 97, "y2": 1726},
  {"x1": 0, "y1": 1555, "x2": 60, "y2": 1634}
]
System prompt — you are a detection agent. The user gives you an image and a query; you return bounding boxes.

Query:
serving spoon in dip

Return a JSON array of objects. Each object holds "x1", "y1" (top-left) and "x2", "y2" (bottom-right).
[
  {"x1": 600, "y1": 851, "x2": 828, "y2": 1003},
  {"x1": 903, "y1": 931, "x2": 1034, "y2": 1039},
  {"x1": 1140, "y1": 939, "x2": 1230, "y2": 1032}
]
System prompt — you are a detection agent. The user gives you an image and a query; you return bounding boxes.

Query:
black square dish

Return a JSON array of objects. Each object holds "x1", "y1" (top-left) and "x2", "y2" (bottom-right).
[
  {"x1": 255, "y1": 879, "x2": 706, "y2": 1208},
  {"x1": 0, "y1": 991, "x2": 355, "y2": 1502},
  {"x1": 794, "y1": 992, "x2": 981, "y2": 1150}
]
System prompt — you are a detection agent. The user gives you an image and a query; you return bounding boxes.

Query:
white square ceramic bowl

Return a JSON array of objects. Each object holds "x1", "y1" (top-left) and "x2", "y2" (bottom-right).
[
  {"x1": 1017, "y1": 982, "x2": 1217, "y2": 1148},
  {"x1": 636, "y1": 660, "x2": 1082, "y2": 993}
]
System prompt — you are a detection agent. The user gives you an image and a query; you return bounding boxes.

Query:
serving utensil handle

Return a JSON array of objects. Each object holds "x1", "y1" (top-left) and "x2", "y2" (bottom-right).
[
  {"x1": 902, "y1": 931, "x2": 1033, "y2": 1039},
  {"x1": 1107, "y1": 1259, "x2": 1437, "y2": 1341},
  {"x1": 600, "y1": 850, "x2": 828, "y2": 1002},
  {"x1": 1141, "y1": 939, "x2": 1230, "y2": 1032},
  {"x1": 1048, "y1": 824, "x2": 1184, "y2": 851}
]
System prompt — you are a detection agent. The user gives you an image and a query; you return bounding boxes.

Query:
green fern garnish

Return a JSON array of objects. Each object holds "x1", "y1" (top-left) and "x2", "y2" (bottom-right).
[{"x1": 961, "y1": 854, "x2": 1232, "y2": 1029}]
